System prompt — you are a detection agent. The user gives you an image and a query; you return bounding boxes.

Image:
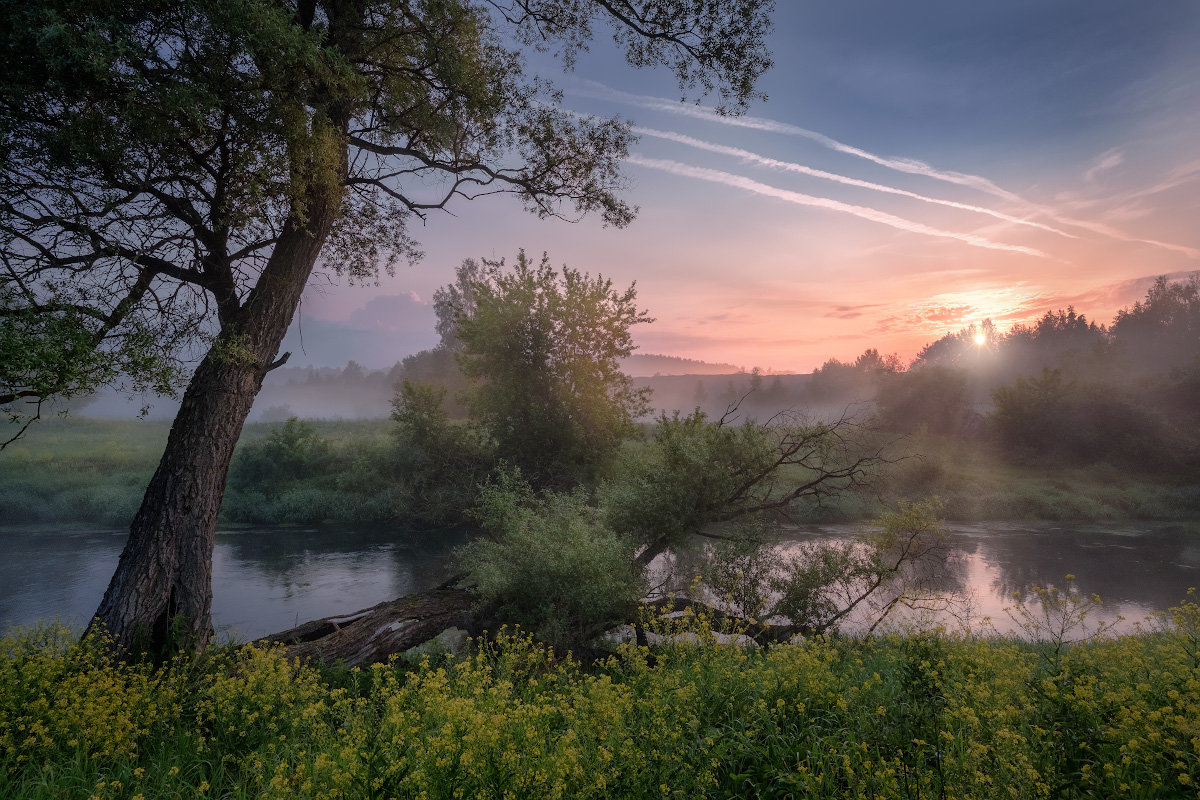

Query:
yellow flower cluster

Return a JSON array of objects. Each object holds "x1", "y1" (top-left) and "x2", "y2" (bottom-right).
[{"x1": 2, "y1": 597, "x2": 1199, "y2": 799}]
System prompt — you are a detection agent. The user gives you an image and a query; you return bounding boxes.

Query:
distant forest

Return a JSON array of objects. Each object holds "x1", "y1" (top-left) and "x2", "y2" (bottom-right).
[
  {"x1": 248, "y1": 273, "x2": 1199, "y2": 443},
  {"x1": 71, "y1": 274, "x2": 1200, "y2": 470}
]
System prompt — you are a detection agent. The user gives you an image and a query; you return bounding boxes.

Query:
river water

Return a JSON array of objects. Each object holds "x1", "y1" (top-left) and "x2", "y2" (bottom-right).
[
  {"x1": 0, "y1": 524, "x2": 473, "y2": 641},
  {"x1": 1, "y1": 522, "x2": 1197, "y2": 640}
]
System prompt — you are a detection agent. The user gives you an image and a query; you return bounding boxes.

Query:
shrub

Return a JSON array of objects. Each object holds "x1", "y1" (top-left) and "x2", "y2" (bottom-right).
[{"x1": 460, "y1": 475, "x2": 645, "y2": 652}]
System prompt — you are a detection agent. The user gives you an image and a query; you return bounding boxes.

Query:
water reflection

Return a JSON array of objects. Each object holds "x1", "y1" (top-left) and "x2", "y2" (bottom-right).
[
  {"x1": 0, "y1": 525, "x2": 472, "y2": 640},
  {"x1": 777, "y1": 522, "x2": 1200, "y2": 634},
  {"x1": 2, "y1": 522, "x2": 1197, "y2": 640}
]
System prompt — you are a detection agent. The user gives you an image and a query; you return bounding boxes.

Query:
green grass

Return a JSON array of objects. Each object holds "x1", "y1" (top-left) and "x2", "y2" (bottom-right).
[
  {"x1": 803, "y1": 434, "x2": 1200, "y2": 523},
  {"x1": 0, "y1": 418, "x2": 169, "y2": 527},
  {"x1": 0, "y1": 418, "x2": 402, "y2": 528},
  {"x1": 4, "y1": 420, "x2": 1199, "y2": 528},
  {"x1": 4, "y1": 599, "x2": 1200, "y2": 799}
]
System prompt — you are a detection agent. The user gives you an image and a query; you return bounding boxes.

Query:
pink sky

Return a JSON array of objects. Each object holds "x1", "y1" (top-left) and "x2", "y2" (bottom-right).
[{"x1": 286, "y1": 4, "x2": 1200, "y2": 373}]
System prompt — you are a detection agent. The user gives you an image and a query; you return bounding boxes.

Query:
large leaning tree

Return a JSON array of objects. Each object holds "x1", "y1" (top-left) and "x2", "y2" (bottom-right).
[{"x1": 0, "y1": 0, "x2": 774, "y2": 655}]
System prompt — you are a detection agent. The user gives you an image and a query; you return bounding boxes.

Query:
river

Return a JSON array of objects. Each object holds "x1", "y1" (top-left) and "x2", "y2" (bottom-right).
[{"x1": 1, "y1": 522, "x2": 1197, "y2": 640}]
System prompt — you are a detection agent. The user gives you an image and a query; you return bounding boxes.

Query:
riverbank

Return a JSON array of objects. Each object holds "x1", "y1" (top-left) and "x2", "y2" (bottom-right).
[
  {"x1": 3, "y1": 418, "x2": 1197, "y2": 527},
  {"x1": 3, "y1": 606, "x2": 1199, "y2": 799},
  {"x1": 807, "y1": 433, "x2": 1200, "y2": 522}
]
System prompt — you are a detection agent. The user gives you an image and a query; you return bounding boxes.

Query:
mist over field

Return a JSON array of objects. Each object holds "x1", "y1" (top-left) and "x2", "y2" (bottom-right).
[{"x1": 4, "y1": 3, "x2": 1200, "y2": 797}]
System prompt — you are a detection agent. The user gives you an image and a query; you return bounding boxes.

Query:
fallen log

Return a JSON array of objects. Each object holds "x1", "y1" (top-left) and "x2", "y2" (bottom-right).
[
  {"x1": 257, "y1": 588, "x2": 805, "y2": 668},
  {"x1": 642, "y1": 596, "x2": 804, "y2": 645},
  {"x1": 258, "y1": 587, "x2": 479, "y2": 667}
]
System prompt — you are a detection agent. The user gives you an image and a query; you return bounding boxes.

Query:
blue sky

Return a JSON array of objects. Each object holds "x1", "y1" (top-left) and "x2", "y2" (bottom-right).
[{"x1": 285, "y1": 0, "x2": 1200, "y2": 372}]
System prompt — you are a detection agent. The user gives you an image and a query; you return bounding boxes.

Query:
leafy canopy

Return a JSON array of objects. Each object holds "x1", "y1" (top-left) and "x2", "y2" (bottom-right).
[
  {"x1": 448, "y1": 250, "x2": 653, "y2": 484},
  {"x1": 1, "y1": 0, "x2": 774, "y2": 435}
]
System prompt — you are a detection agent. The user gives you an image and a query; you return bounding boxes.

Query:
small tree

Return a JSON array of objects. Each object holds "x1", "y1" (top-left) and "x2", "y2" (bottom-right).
[
  {"x1": 228, "y1": 417, "x2": 331, "y2": 495},
  {"x1": 449, "y1": 250, "x2": 653, "y2": 485},
  {"x1": 457, "y1": 410, "x2": 949, "y2": 652},
  {"x1": 390, "y1": 380, "x2": 493, "y2": 520},
  {"x1": 602, "y1": 407, "x2": 887, "y2": 568}
]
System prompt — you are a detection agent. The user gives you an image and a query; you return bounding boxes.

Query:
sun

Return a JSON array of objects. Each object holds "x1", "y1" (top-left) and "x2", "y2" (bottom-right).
[{"x1": 974, "y1": 333, "x2": 988, "y2": 346}]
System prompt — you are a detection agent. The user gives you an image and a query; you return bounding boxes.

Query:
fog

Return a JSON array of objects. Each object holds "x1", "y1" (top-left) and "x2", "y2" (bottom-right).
[{"x1": 60, "y1": 274, "x2": 1200, "y2": 465}]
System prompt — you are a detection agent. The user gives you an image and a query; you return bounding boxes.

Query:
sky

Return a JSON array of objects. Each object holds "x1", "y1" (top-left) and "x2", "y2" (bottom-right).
[{"x1": 284, "y1": 0, "x2": 1200, "y2": 373}]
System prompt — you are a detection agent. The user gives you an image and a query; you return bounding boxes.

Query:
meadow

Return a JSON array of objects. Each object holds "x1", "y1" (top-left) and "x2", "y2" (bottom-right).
[
  {"x1": 3, "y1": 595, "x2": 1199, "y2": 800},
  {"x1": 2, "y1": 417, "x2": 1196, "y2": 529}
]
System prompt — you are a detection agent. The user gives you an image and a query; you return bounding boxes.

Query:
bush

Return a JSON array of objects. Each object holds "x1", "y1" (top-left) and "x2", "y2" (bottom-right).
[
  {"x1": 459, "y1": 474, "x2": 645, "y2": 653},
  {"x1": 990, "y1": 369, "x2": 1179, "y2": 470},
  {"x1": 877, "y1": 366, "x2": 972, "y2": 435},
  {"x1": 390, "y1": 380, "x2": 494, "y2": 522},
  {"x1": 227, "y1": 417, "x2": 333, "y2": 494}
]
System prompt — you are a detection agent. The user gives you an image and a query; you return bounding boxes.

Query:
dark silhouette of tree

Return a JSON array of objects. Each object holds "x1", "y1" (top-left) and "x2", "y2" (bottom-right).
[
  {"x1": 1112, "y1": 274, "x2": 1200, "y2": 373},
  {"x1": 0, "y1": 0, "x2": 774, "y2": 655}
]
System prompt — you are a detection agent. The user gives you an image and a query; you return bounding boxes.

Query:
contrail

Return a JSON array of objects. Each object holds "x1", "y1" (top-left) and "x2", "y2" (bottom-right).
[
  {"x1": 576, "y1": 82, "x2": 1026, "y2": 202},
  {"x1": 635, "y1": 127, "x2": 1077, "y2": 238},
  {"x1": 628, "y1": 155, "x2": 1050, "y2": 258},
  {"x1": 579, "y1": 81, "x2": 1199, "y2": 259}
]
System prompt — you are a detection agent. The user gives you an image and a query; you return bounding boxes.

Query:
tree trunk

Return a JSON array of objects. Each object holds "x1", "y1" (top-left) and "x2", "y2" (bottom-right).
[
  {"x1": 89, "y1": 207, "x2": 337, "y2": 656},
  {"x1": 259, "y1": 588, "x2": 479, "y2": 667}
]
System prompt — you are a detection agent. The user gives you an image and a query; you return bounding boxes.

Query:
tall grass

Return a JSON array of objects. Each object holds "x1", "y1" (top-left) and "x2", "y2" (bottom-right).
[
  {"x1": 805, "y1": 433, "x2": 1200, "y2": 523},
  {"x1": 4, "y1": 596, "x2": 1200, "y2": 799},
  {"x1": 4, "y1": 420, "x2": 1199, "y2": 528},
  {"x1": 0, "y1": 418, "x2": 168, "y2": 527}
]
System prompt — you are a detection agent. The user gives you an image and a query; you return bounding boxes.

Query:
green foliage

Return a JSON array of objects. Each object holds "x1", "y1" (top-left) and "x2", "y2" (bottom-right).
[
  {"x1": 602, "y1": 410, "x2": 778, "y2": 552},
  {"x1": 765, "y1": 500, "x2": 949, "y2": 634},
  {"x1": 990, "y1": 368, "x2": 1178, "y2": 469},
  {"x1": 460, "y1": 473, "x2": 645, "y2": 653},
  {"x1": 8, "y1": 607, "x2": 1200, "y2": 799},
  {"x1": 0, "y1": 289, "x2": 185, "y2": 446},
  {"x1": 876, "y1": 365, "x2": 972, "y2": 435},
  {"x1": 5, "y1": 418, "x2": 1198, "y2": 528},
  {"x1": 452, "y1": 250, "x2": 653, "y2": 486},
  {"x1": 602, "y1": 408, "x2": 881, "y2": 557},
  {"x1": 389, "y1": 380, "x2": 494, "y2": 521},
  {"x1": 806, "y1": 347, "x2": 902, "y2": 403},
  {"x1": 228, "y1": 417, "x2": 332, "y2": 495},
  {"x1": 1, "y1": 0, "x2": 774, "y2": 443},
  {"x1": 1112, "y1": 274, "x2": 1200, "y2": 373},
  {"x1": 701, "y1": 519, "x2": 778, "y2": 620}
]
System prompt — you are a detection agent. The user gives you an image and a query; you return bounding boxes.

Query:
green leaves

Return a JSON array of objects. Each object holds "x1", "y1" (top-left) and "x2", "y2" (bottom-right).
[
  {"x1": 461, "y1": 473, "x2": 645, "y2": 652},
  {"x1": 452, "y1": 250, "x2": 652, "y2": 486},
  {"x1": 2, "y1": 0, "x2": 774, "y2": 443}
]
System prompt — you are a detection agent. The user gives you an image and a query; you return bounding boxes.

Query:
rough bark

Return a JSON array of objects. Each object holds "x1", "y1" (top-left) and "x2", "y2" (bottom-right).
[
  {"x1": 259, "y1": 588, "x2": 479, "y2": 667},
  {"x1": 89, "y1": 203, "x2": 339, "y2": 655}
]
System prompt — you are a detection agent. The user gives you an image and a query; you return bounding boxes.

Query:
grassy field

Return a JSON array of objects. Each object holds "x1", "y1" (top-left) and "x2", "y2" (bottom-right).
[
  {"x1": 2, "y1": 418, "x2": 1198, "y2": 528},
  {"x1": 0, "y1": 418, "x2": 395, "y2": 528},
  {"x1": 843, "y1": 433, "x2": 1200, "y2": 523},
  {"x1": 3, "y1": 597, "x2": 1200, "y2": 799},
  {"x1": 0, "y1": 418, "x2": 169, "y2": 527}
]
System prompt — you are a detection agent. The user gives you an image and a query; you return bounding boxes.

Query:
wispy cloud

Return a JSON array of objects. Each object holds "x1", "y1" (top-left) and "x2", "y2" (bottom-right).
[
  {"x1": 580, "y1": 81, "x2": 1200, "y2": 259},
  {"x1": 1084, "y1": 148, "x2": 1125, "y2": 183},
  {"x1": 627, "y1": 155, "x2": 1051, "y2": 258},
  {"x1": 1045, "y1": 216, "x2": 1200, "y2": 259},
  {"x1": 824, "y1": 302, "x2": 889, "y2": 320},
  {"x1": 636, "y1": 127, "x2": 1077, "y2": 238},
  {"x1": 577, "y1": 81, "x2": 1027, "y2": 202}
]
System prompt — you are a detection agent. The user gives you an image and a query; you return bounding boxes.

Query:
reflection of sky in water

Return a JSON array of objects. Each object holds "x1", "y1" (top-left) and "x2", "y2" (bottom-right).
[
  {"x1": 771, "y1": 522, "x2": 1200, "y2": 636},
  {"x1": 0, "y1": 525, "x2": 471, "y2": 640},
  {"x1": 2, "y1": 522, "x2": 1197, "y2": 640}
]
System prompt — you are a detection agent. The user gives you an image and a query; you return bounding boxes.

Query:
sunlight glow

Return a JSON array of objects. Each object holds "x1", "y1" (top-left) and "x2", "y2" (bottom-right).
[{"x1": 974, "y1": 333, "x2": 988, "y2": 346}]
